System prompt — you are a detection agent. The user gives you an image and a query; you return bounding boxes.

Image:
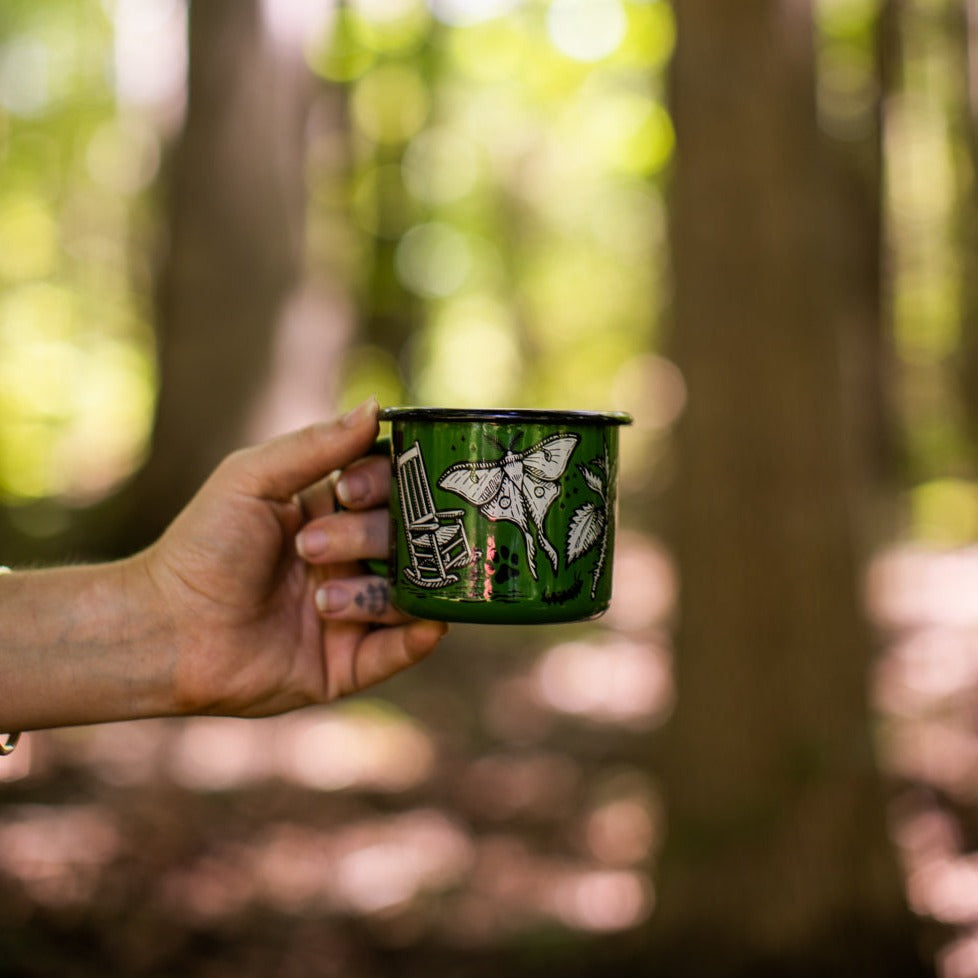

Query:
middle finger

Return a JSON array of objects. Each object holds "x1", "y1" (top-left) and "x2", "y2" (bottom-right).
[
  {"x1": 297, "y1": 508, "x2": 390, "y2": 564},
  {"x1": 335, "y1": 455, "x2": 391, "y2": 511}
]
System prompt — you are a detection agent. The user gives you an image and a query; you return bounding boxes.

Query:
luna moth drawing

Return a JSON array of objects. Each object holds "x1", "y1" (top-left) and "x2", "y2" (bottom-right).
[
  {"x1": 567, "y1": 444, "x2": 612, "y2": 599},
  {"x1": 438, "y1": 432, "x2": 580, "y2": 579}
]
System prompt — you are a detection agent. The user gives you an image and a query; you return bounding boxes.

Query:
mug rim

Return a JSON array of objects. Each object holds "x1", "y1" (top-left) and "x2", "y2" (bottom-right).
[{"x1": 379, "y1": 406, "x2": 633, "y2": 426}]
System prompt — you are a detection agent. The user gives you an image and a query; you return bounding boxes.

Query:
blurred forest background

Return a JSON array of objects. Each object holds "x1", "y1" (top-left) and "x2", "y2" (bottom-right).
[{"x1": 4, "y1": 0, "x2": 978, "y2": 974}]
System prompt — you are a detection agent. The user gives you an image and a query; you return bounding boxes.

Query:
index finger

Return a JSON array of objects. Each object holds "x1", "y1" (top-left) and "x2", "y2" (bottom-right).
[{"x1": 224, "y1": 399, "x2": 379, "y2": 501}]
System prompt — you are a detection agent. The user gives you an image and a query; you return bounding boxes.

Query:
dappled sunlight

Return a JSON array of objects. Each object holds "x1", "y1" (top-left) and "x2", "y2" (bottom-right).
[
  {"x1": 547, "y1": 0, "x2": 628, "y2": 64},
  {"x1": 112, "y1": 0, "x2": 187, "y2": 125},
  {"x1": 329, "y1": 0, "x2": 668, "y2": 417},
  {"x1": 875, "y1": 629, "x2": 978, "y2": 718},
  {"x1": 412, "y1": 293, "x2": 523, "y2": 406},
  {"x1": 157, "y1": 848, "x2": 255, "y2": 926},
  {"x1": 582, "y1": 793, "x2": 660, "y2": 867},
  {"x1": 0, "y1": 2, "x2": 163, "y2": 507},
  {"x1": 246, "y1": 823, "x2": 337, "y2": 916},
  {"x1": 612, "y1": 353, "x2": 686, "y2": 435},
  {"x1": 942, "y1": 935, "x2": 978, "y2": 978},
  {"x1": 456, "y1": 751, "x2": 581, "y2": 822},
  {"x1": 160, "y1": 809, "x2": 474, "y2": 926},
  {"x1": 166, "y1": 703, "x2": 436, "y2": 793},
  {"x1": 481, "y1": 672, "x2": 559, "y2": 744},
  {"x1": 428, "y1": 0, "x2": 519, "y2": 28},
  {"x1": 260, "y1": 0, "x2": 333, "y2": 49},
  {"x1": 885, "y1": 720, "x2": 978, "y2": 800},
  {"x1": 156, "y1": 806, "x2": 654, "y2": 944},
  {"x1": 394, "y1": 222, "x2": 476, "y2": 298},
  {"x1": 870, "y1": 545, "x2": 978, "y2": 972},
  {"x1": 533, "y1": 636, "x2": 673, "y2": 729},
  {"x1": 606, "y1": 529, "x2": 677, "y2": 631},
  {"x1": 245, "y1": 282, "x2": 355, "y2": 441},
  {"x1": 0, "y1": 196, "x2": 58, "y2": 280},
  {"x1": 79, "y1": 719, "x2": 170, "y2": 785},
  {"x1": 168, "y1": 717, "x2": 274, "y2": 791},
  {"x1": 452, "y1": 834, "x2": 653, "y2": 945},
  {"x1": 352, "y1": 62, "x2": 430, "y2": 144},
  {"x1": 402, "y1": 125, "x2": 482, "y2": 205},
  {"x1": 278, "y1": 705, "x2": 436, "y2": 792},
  {"x1": 0, "y1": 535, "x2": 673, "y2": 966},
  {"x1": 0, "y1": 804, "x2": 120, "y2": 907},
  {"x1": 908, "y1": 853, "x2": 978, "y2": 927},
  {"x1": 867, "y1": 545, "x2": 978, "y2": 631},
  {"x1": 547, "y1": 867, "x2": 652, "y2": 932},
  {"x1": 329, "y1": 810, "x2": 473, "y2": 915}
]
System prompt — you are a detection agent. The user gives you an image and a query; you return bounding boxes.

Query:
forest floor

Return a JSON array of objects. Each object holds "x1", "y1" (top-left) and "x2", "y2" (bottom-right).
[{"x1": 0, "y1": 534, "x2": 974, "y2": 978}]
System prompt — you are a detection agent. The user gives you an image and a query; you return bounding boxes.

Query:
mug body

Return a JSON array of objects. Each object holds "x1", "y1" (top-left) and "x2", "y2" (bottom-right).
[{"x1": 380, "y1": 407, "x2": 631, "y2": 624}]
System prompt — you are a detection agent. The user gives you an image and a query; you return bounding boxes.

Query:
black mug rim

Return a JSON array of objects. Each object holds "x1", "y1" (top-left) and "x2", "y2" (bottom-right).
[{"x1": 379, "y1": 406, "x2": 633, "y2": 426}]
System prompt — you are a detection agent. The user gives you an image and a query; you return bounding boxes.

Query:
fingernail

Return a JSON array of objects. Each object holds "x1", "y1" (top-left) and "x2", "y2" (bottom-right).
[
  {"x1": 315, "y1": 583, "x2": 349, "y2": 614},
  {"x1": 336, "y1": 471, "x2": 369, "y2": 508},
  {"x1": 297, "y1": 527, "x2": 328, "y2": 559},
  {"x1": 341, "y1": 396, "x2": 378, "y2": 429}
]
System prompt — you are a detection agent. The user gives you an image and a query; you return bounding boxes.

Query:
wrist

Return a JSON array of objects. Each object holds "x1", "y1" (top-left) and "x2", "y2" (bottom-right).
[
  {"x1": 115, "y1": 551, "x2": 186, "y2": 720},
  {"x1": 0, "y1": 557, "x2": 182, "y2": 730}
]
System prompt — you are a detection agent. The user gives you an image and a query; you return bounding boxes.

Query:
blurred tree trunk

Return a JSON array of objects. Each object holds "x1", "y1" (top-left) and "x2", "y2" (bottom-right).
[
  {"x1": 654, "y1": 1, "x2": 930, "y2": 973},
  {"x1": 110, "y1": 0, "x2": 339, "y2": 554},
  {"x1": 828, "y1": 0, "x2": 903, "y2": 548},
  {"x1": 955, "y1": 0, "x2": 978, "y2": 455}
]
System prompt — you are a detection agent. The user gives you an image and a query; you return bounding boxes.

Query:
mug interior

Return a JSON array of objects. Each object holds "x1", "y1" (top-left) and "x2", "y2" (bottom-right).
[{"x1": 379, "y1": 407, "x2": 632, "y2": 426}]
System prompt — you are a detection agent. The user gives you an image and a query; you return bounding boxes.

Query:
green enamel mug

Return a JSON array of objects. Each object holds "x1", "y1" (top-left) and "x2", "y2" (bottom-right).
[{"x1": 378, "y1": 407, "x2": 632, "y2": 624}]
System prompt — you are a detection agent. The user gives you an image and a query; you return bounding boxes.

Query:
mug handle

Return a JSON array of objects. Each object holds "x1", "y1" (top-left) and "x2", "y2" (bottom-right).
[{"x1": 361, "y1": 436, "x2": 392, "y2": 579}]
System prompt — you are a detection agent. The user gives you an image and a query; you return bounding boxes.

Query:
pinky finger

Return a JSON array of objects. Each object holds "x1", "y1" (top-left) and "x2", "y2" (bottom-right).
[{"x1": 332, "y1": 620, "x2": 449, "y2": 698}]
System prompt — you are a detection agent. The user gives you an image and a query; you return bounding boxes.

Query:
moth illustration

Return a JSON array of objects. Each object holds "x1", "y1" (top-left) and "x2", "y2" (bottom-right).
[{"x1": 438, "y1": 432, "x2": 580, "y2": 579}]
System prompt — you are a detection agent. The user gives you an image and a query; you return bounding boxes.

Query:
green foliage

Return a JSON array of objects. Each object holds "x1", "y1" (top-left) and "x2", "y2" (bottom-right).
[
  {"x1": 0, "y1": 0, "x2": 156, "y2": 505},
  {"x1": 3, "y1": 0, "x2": 978, "y2": 549},
  {"x1": 320, "y1": 0, "x2": 672, "y2": 420}
]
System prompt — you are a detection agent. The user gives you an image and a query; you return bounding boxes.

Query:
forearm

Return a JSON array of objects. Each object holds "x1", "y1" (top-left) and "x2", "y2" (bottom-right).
[{"x1": 0, "y1": 557, "x2": 179, "y2": 731}]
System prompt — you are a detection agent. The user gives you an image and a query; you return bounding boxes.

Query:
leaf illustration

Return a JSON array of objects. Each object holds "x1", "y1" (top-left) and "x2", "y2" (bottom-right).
[
  {"x1": 580, "y1": 465, "x2": 604, "y2": 495},
  {"x1": 567, "y1": 502, "x2": 605, "y2": 563}
]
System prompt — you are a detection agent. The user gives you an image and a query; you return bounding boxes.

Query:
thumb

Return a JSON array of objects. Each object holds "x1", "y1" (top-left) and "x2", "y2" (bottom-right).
[{"x1": 224, "y1": 398, "x2": 380, "y2": 500}]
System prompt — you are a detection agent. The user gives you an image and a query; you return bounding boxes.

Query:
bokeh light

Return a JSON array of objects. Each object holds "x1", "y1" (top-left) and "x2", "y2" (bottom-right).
[
  {"x1": 411, "y1": 293, "x2": 522, "y2": 405},
  {"x1": 0, "y1": 0, "x2": 160, "y2": 506},
  {"x1": 428, "y1": 0, "x2": 519, "y2": 28},
  {"x1": 534, "y1": 637, "x2": 674, "y2": 729},
  {"x1": 395, "y1": 221, "x2": 473, "y2": 297},
  {"x1": 352, "y1": 62, "x2": 430, "y2": 144},
  {"x1": 112, "y1": 0, "x2": 187, "y2": 117},
  {"x1": 547, "y1": 0, "x2": 628, "y2": 63}
]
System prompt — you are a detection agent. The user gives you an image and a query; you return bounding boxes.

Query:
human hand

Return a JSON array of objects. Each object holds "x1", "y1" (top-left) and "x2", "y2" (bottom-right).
[{"x1": 138, "y1": 398, "x2": 447, "y2": 719}]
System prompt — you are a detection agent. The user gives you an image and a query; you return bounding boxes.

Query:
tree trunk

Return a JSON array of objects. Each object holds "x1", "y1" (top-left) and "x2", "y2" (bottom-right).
[
  {"x1": 653, "y1": 1, "x2": 929, "y2": 972},
  {"x1": 826, "y1": 0, "x2": 902, "y2": 550},
  {"x1": 113, "y1": 0, "x2": 327, "y2": 552},
  {"x1": 955, "y1": 0, "x2": 978, "y2": 458}
]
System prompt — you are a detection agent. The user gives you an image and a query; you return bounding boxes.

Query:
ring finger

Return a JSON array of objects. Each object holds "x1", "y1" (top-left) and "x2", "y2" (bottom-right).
[{"x1": 314, "y1": 574, "x2": 410, "y2": 626}]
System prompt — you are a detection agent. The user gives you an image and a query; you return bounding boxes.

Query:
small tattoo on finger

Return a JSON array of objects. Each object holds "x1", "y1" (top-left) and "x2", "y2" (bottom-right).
[{"x1": 354, "y1": 580, "x2": 390, "y2": 616}]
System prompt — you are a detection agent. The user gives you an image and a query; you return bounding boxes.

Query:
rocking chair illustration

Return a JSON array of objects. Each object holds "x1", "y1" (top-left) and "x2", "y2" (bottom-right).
[{"x1": 396, "y1": 442, "x2": 479, "y2": 588}]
